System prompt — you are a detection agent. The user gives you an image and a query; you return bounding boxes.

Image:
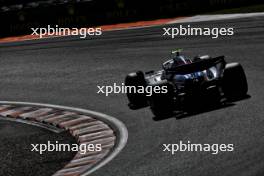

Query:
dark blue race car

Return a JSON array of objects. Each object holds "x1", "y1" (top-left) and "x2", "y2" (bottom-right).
[{"x1": 125, "y1": 49, "x2": 248, "y2": 118}]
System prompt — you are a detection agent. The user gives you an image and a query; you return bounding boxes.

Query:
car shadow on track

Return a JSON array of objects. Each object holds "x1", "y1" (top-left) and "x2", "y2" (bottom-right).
[{"x1": 152, "y1": 95, "x2": 251, "y2": 121}]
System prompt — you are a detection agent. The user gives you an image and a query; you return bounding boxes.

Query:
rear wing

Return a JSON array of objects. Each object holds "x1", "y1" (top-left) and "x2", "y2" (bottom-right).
[{"x1": 165, "y1": 56, "x2": 226, "y2": 74}]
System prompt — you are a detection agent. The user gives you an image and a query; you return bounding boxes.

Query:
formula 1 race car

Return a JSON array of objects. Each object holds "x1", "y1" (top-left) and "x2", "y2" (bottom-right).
[{"x1": 125, "y1": 49, "x2": 248, "y2": 117}]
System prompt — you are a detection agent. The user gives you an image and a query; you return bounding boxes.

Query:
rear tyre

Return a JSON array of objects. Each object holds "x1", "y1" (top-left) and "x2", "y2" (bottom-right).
[
  {"x1": 125, "y1": 71, "x2": 148, "y2": 109},
  {"x1": 149, "y1": 81, "x2": 174, "y2": 118},
  {"x1": 222, "y1": 63, "x2": 248, "y2": 100}
]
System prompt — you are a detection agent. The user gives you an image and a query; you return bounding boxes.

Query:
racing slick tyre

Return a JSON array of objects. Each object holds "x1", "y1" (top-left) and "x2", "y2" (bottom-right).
[
  {"x1": 125, "y1": 71, "x2": 148, "y2": 109},
  {"x1": 222, "y1": 62, "x2": 248, "y2": 100},
  {"x1": 149, "y1": 81, "x2": 174, "y2": 118}
]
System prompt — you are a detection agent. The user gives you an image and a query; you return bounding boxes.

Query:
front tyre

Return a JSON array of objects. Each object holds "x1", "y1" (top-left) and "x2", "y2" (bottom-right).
[{"x1": 222, "y1": 62, "x2": 248, "y2": 100}]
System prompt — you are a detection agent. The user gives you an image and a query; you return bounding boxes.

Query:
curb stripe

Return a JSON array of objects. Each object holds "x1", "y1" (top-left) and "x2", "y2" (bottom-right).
[{"x1": 0, "y1": 101, "x2": 128, "y2": 176}]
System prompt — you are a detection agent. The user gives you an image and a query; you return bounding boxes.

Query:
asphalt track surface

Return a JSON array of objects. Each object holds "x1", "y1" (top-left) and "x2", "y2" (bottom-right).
[
  {"x1": 0, "y1": 15, "x2": 264, "y2": 176},
  {"x1": 0, "y1": 120, "x2": 76, "y2": 176}
]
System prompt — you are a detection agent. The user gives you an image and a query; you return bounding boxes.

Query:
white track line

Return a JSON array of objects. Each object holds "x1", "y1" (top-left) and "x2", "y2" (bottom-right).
[{"x1": 168, "y1": 12, "x2": 264, "y2": 24}]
